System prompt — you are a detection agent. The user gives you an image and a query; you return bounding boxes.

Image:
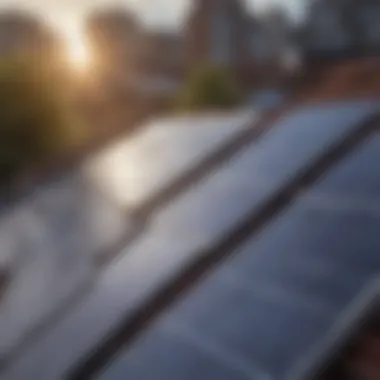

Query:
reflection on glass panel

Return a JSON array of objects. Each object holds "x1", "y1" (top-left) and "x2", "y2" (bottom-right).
[{"x1": 86, "y1": 112, "x2": 255, "y2": 208}]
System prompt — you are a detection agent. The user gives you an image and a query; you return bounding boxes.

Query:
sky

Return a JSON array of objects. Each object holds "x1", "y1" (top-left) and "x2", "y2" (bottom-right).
[
  {"x1": 0, "y1": 0, "x2": 305, "y2": 69},
  {"x1": 0, "y1": 0, "x2": 305, "y2": 34}
]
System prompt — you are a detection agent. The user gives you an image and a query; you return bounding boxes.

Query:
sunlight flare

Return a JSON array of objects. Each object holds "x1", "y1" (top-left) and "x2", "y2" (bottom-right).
[{"x1": 64, "y1": 24, "x2": 91, "y2": 71}]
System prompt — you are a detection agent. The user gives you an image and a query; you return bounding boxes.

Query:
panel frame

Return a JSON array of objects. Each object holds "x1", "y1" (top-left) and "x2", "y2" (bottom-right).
[{"x1": 288, "y1": 277, "x2": 380, "y2": 380}]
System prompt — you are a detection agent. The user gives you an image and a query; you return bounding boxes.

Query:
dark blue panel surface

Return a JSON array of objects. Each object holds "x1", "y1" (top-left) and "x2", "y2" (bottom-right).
[
  {"x1": 311, "y1": 135, "x2": 380, "y2": 199},
  {"x1": 232, "y1": 101, "x2": 378, "y2": 186},
  {"x1": 159, "y1": 205, "x2": 380, "y2": 375},
  {"x1": 99, "y1": 327, "x2": 257, "y2": 380},
  {"x1": 98, "y1": 202, "x2": 380, "y2": 380}
]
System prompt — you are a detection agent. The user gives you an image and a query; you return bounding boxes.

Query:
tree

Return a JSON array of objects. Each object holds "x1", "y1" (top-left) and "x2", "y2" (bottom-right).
[
  {"x1": 0, "y1": 55, "x2": 86, "y2": 183},
  {"x1": 177, "y1": 64, "x2": 242, "y2": 112}
]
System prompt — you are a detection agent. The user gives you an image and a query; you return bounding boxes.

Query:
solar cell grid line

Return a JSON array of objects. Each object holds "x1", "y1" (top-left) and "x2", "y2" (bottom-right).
[
  {"x1": 159, "y1": 317, "x2": 274, "y2": 380},
  {"x1": 66, "y1": 112, "x2": 380, "y2": 380}
]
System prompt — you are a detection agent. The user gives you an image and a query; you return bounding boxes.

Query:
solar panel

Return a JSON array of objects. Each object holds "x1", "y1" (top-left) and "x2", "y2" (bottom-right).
[
  {"x1": 2, "y1": 101, "x2": 379, "y2": 380},
  {"x1": 94, "y1": 127, "x2": 380, "y2": 380},
  {"x1": 86, "y1": 111, "x2": 256, "y2": 208},
  {"x1": 0, "y1": 111, "x2": 258, "y2": 366},
  {"x1": 138, "y1": 205, "x2": 380, "y2": 374},
  {"x1": 92, "y1": 107, "x2": 380, "y2": 380}
]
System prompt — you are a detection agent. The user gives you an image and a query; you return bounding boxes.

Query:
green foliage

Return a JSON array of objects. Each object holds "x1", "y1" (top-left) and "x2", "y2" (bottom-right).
[
  {"x1": 177, "y1": 64, "x2": 242, "y2": 112},
  {"x1": 0, "y1": 55, "x2": 86, "y2": 183}
]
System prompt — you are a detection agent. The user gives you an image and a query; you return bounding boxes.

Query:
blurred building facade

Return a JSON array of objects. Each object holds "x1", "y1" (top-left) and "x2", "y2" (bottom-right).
[
  {"x1": 250, "y1": 7, "x2": 300, "y2": 82},
  {"x1": 84, "y1": 2, "x2": 299, "y2": 101},
  {"x1": 184, "y1": 0, "x2": 253, "y2": 83},
  {"x1": 300, "y1": 0, "x2": 380, "y2": 60},
  {"x1": 184, "y1": 0, "x2": 297, "y2": 87}
]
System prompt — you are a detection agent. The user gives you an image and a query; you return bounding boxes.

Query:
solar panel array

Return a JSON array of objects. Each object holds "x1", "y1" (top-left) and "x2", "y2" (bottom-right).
[
  {"x1": 3, "y1": 100, "x2": 380, "y2": 380},
  {"x1": 0, "y1": 110, "x2": 257, "y2": 367},
  {"x1": 92, "y1": 101, "x2": 380, "y2": 380}
]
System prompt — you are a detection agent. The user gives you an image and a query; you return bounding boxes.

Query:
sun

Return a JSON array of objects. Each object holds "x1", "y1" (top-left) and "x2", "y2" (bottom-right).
[{"x1": 64, "y1": 25, "x2": 91, "y2": 70}]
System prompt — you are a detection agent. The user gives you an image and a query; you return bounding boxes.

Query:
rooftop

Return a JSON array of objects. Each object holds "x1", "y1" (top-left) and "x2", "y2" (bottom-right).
[{"x1": 1, "y1": 98, "x2": 380, "y2": 380}]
